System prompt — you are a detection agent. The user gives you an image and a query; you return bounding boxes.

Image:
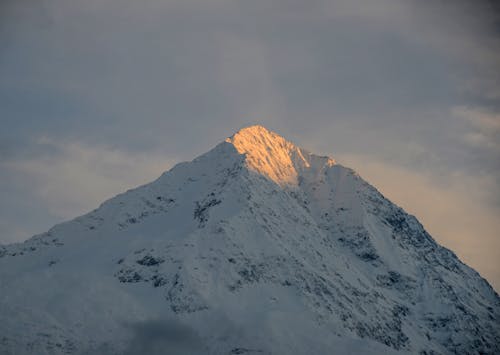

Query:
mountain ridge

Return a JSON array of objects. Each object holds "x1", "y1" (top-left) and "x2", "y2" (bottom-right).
[{"x1": 0, "y1": 125, "x2": 498, "y2": 354}]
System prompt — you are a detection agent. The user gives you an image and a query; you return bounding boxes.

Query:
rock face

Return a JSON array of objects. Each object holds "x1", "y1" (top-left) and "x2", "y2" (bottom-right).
[{"x1": 0, "y1": 125, "x2": 498, "y2": 355}]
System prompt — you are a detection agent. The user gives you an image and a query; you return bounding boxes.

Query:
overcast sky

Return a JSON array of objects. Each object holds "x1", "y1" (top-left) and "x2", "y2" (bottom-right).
[{"x1": 1, "y1": 0, "x2": 499, "y2": 290}]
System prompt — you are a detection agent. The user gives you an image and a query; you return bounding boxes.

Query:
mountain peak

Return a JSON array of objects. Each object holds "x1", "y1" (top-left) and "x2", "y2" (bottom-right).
[
  {"x1": 1, "y1": 124, "x2": 499, "y2": 354},
  {"x1": 226, "y1": 125, "x2": 285, "y2": 148},
  {"x1": 232, "y1": 124, "x2": 271, "y2": 135},
  {"x1": 225, "y1": 125, "x2": 335, "y2": 186}
]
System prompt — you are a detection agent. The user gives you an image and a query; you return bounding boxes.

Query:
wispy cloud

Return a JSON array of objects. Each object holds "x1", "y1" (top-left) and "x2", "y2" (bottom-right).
[
  {"x1": 122, "y1": 318, "x2": 206, "y2": 355},
  {"x1": 0, "y1": 138, "x2": 173, "y2": 242},
  {"x1": 453, "y1": 106, "x2": 500, "y2": 152}
]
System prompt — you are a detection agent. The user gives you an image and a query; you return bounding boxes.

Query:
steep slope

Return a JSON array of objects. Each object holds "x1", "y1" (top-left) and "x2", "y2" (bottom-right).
[{"x1": 0, "y1": 125, "x2": 498, "y2": 355}]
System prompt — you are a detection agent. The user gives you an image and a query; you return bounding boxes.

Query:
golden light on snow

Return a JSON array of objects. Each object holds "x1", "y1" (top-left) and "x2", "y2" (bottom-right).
[{"x1": 227, "y1": 125, "x2": 335, "y2": 187}]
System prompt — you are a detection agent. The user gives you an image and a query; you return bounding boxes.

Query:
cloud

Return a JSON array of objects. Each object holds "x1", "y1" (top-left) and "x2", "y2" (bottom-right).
[
  {"x1": 122, "y1": 318, "x2": 206, "y2": 355},
  {"x1": 4, "y1": 137, "x2": 172, "y2": 218},
  {"x1": 0, "y1": 138, "x2": 173, "y2": 243},
  {"x1": 453, "y1": 106, "x2": 500, "y2": 152}
]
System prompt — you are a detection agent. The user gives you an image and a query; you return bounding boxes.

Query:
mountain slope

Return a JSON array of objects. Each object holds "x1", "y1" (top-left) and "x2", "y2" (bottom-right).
[{"x1": 1, "y1": 125, "x2": 499, "y2": 354}]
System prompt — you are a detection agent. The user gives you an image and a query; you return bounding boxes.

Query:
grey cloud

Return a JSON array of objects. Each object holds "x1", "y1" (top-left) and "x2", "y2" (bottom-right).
[
  {"x1": 0, "y1": 0, "x2": 497, "y2": 184},
  {"x1": 122, "y1": 318, "x2": 206, "y2": 355},
  {"x1": 0, "y1": 139, "x2": 171, "y2": 242}
]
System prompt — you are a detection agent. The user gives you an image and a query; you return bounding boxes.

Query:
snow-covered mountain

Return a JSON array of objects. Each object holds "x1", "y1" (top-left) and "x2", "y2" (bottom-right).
[{"x1": 1, "y1": 125, "x2": 498, "y2": 354}]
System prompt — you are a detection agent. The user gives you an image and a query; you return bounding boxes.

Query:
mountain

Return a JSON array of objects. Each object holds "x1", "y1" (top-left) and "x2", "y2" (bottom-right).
[{"x1": 0, "y1": 125, "x2": 498, "y2": 355}]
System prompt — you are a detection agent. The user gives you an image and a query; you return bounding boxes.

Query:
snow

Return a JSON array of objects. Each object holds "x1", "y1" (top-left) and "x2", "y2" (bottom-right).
[
  {"x1": 227, "y1": 125, "x2": 335, "y2": 187},
  {"x1": 0, "y1": 125, "x2": 498, "y2": 354}
]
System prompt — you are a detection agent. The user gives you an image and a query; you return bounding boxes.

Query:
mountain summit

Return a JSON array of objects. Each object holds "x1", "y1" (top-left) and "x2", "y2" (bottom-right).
[
  {"x1": 226, "y1": 125, "x2": 335, "y2": 186},
  {"x1": 1, "y1": 126, "x2": 499, "y2": 354}
]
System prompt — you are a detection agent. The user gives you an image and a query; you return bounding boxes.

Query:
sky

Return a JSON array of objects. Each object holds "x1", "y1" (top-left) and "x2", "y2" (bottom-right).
[{"x1": 0, "y1": 0, "x2": 499, "y2": 290}]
